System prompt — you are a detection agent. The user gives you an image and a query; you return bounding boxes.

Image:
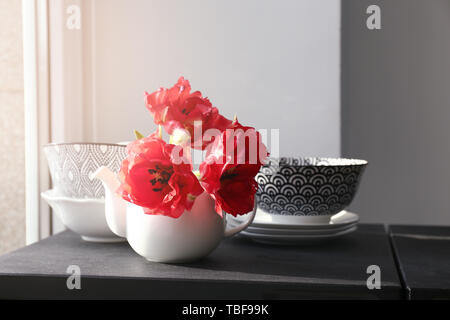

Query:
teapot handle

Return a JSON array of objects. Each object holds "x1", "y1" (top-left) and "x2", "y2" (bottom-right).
[{"x1": 223, "y1": 199, "x2": 257, "y2": 238}]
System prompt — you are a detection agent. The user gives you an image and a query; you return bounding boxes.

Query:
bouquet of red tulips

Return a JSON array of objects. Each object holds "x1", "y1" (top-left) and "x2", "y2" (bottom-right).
[{"x1": 117, "y1": 77, "x2": 268, "y2": 218}]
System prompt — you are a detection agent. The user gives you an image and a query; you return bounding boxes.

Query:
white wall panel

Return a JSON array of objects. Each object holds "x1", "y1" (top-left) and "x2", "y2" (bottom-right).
[{"x1": 69, "y1": 0, "x2": 340, "y2": 157}]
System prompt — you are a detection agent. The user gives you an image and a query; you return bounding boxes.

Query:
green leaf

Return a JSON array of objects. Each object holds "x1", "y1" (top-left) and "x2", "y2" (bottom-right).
[
  {"x1": 134, "y1": 130, "x2": 145, "y2": 140},
  {"x1": 193, "y1": 170, "x2": 201, "y2": 179}
]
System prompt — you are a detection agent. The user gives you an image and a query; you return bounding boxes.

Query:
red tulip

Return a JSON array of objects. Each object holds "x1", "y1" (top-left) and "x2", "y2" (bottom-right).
[
  {"x1": 145, "y1": 77, "x2": 231, "y2": 149},
  {"x1": 117, "y1": 131, "x2": 204, "y2": 218},
  {"x1": 199, "y1": 120, "x2": 268, "y2": 216}
]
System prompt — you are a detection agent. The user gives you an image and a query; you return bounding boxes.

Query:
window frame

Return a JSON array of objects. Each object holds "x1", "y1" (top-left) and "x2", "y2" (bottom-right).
[{"x1": 22, "y1": 0, "x2": 52, "y2": 243}]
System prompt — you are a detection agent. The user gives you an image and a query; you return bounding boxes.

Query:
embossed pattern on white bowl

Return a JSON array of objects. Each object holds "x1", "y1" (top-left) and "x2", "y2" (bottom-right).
[{"x1": 44, "y1": 143, "x2": 127, "y2": 199}]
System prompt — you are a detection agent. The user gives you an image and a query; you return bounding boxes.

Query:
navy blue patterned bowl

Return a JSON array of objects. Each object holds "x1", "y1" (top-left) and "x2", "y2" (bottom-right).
[{"x1": 255, "y1": 157, "x2": 367, "y2": 223}]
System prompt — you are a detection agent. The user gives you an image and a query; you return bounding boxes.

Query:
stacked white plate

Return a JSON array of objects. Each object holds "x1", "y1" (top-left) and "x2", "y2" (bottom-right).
[{"x1": 227, "y1": 209, "x2": 359, "y2": 245}]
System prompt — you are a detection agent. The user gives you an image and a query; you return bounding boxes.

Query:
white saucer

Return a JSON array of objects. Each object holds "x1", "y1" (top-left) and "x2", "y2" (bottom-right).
[
  {"x1": 227, "y1": 209, "x2": 359, "y2": 245},
  {"x1": 233, "y1": 222, "x2": 358, "y2": 235},
  {"x1": 229, "y1": 209, "x2": 359, "y2": 230},
  {"x1": 240, "y1": 225, "x2": 358, "y2": 245}
]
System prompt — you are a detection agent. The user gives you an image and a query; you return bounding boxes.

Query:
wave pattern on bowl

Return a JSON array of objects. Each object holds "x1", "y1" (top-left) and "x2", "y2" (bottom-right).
[{"x1": 256, "y1": 157, "x2": 367, "y2": 216}]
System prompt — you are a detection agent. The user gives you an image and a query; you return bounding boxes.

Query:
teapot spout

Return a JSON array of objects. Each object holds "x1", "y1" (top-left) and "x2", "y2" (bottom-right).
[
  {"x1": 93, "y1": 166, "x2": 120, "y2": 191},
  {"x1": 92, "y1": 166, "x2": 127, "y2": 238}
]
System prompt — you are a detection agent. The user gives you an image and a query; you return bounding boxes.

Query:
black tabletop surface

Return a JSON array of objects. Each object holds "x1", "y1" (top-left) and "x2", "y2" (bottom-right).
[
  {"x1": 389, "y1": 225, "x2": 450, "y2": 300},
  {"x1": 0, "y1": 224, "x2": 402, "y2": 299}
]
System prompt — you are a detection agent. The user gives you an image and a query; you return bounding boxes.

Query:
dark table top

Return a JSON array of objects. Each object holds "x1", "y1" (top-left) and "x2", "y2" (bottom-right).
[
  {"x1": 0, "y1": 224, "x2": 402, "y2": 299},
  {"x1": 389, "y1": 225, "x2": 450, "y2": 300}
]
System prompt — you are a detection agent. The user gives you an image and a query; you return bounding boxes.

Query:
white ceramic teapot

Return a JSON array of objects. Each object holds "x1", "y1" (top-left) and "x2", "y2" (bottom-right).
[{"x1": 93, "y1": 166, "x2": 256, "y2": 263}]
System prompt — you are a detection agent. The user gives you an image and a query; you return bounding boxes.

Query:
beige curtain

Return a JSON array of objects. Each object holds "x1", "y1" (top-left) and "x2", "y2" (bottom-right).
[{"x1": 0, "y1": 0, "x2": 25, "y2": 254}]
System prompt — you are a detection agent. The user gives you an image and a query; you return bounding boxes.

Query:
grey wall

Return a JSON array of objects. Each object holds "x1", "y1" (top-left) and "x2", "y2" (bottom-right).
[{"x1": 342, "y1": 0, "x2": 450, "y2": 225}]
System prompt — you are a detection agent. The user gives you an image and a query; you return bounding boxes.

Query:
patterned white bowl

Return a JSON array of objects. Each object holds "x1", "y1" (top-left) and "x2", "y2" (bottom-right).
[{"x1": 44, "y1": 143, "x2": 127, "y2": 199}]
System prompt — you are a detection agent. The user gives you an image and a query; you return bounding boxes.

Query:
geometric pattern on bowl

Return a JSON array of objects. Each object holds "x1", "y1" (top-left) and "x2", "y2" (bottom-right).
[
  {"x1": 256, "y1": 157, "x2": 367, "y2": 216},
  {"x1": 44, "y1": 143, "x2": 127, "y2": 199}
]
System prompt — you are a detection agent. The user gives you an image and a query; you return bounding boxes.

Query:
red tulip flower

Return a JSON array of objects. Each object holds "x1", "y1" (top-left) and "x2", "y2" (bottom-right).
[
  {"x1": 145, "y1": 77, "x2": 231, "y2": 149},
  {"x1": 199, "y1": 120, "x2": 268, "y2": 217},
  {"x1": 117, "y1": 130, "x2": 204, "y2": 218}
]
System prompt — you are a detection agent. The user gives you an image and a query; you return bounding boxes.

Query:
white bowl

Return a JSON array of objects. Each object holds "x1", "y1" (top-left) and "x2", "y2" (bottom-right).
[{"x1": 41, "y1": 190, "x2": 125, "y2": 243}]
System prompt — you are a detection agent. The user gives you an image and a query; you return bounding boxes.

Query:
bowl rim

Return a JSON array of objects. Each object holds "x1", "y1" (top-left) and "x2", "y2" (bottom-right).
[
  {"x1": 43, "y1": 142, "x2": 127, "y2": 148},
  {"x1": 263, "y1": 157, "x2": 368, "y2": 167}
]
